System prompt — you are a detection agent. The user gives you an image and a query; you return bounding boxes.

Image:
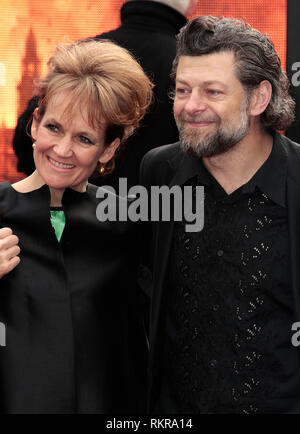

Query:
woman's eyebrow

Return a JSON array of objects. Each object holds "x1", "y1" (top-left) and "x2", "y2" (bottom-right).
[{"x1": 44, "y1": 117, "x2": 62, "y2": 127}]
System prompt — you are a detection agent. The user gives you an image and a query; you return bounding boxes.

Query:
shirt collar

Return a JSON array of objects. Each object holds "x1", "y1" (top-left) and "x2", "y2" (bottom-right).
[
  {"x1": 168, "y1": 148, "x2": 210, "y2": 188},
  {"x1": 242, "y1": 132, "x2": 287, "y2": 207},
  {"x1": 173, "y1": 132, "x2": 288, "y2": 207}
]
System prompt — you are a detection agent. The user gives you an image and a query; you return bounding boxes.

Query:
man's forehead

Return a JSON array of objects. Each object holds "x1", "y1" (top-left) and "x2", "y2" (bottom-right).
[
  {"x1": 176, "y1": 52, "x2": 239, "y2": 83},
  {"x1": 177, "y1": 51, "x2": 236, "y2": 69}
]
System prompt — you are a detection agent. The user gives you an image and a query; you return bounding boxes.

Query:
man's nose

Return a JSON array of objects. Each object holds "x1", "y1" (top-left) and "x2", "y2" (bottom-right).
[
  {"x1": 53, "y1": 136, "x2": 73, "y2": 158},
  {"x1": 184, "y1": 90, "x2": 207, "y2": 115}
]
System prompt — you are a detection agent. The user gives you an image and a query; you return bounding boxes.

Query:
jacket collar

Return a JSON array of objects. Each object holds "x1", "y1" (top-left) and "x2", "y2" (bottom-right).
[{"x1": 168, "y1": 132, "x2": 288, "y2": 207}]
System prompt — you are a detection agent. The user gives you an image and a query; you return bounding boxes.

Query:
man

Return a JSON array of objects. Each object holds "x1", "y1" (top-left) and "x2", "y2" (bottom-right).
[
  {"x1": 141, "y1": 16, "x2": 300, "y2": 414},
  {"x1": 12, "y1": 0, "x2": 198, "y2": 189}
]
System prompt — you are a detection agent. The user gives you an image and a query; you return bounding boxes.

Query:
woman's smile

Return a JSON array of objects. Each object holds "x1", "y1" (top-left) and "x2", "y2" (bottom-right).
[{"x1": 47, "y1": 156, "x2": 75, "y2": 170}]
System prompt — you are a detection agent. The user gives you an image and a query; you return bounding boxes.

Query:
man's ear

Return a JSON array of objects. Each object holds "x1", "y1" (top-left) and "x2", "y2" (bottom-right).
[
  {"x1": 249, "y1": 80, "x2": 272, "y2": 116},
  {"x1": 31, "y1": 108, "x2": 40, "y2": 141},
  {"x1": 99, "y1": 138, "x2": 121, "y2": 164}
]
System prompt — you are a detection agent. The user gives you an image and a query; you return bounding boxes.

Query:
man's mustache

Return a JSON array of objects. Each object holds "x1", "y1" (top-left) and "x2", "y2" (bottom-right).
[{"x1": 178, "y1": 114, "x2": 219, "y2": 123}]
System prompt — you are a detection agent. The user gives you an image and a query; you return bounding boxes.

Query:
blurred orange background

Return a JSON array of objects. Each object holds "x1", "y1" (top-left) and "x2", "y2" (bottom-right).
[{"x1": 0, "y1": 0, "x2": 287, "y2": 182}]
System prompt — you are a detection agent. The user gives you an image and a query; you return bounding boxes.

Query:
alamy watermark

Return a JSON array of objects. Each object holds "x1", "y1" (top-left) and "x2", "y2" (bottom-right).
[
  {"x1": 291, "y1": 63, "x2": 300, "y2": 87},
  {"x1": 291, "y1": 322, "x2": 300, "y2": 347},
  {"x1": 95, "y1": 179, "x2": 204, "y2": 232},
  {"x1": 0, "y1": 322, "x2": 5, "y2": 347}
]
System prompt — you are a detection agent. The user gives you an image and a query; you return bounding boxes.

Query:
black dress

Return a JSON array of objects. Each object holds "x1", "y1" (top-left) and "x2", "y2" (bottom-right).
[{"x1": 0, "y1": 182, "x2": 147, "y2": 414}]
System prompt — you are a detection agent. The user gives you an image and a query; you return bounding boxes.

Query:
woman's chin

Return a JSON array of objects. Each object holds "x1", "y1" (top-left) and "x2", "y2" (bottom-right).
[
  {"x1": 44, "y1": 178, "x2": 73, "y2": 191},
  {"x1": 46, "y1": 180, "x2": 88, "y2": 193}
]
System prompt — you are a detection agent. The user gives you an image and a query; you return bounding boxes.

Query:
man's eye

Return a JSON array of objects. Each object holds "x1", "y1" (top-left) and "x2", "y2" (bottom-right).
[
  {"x1": 176, "y1": 88, "x2": 189, "y2": 95},
  {"x1": 207, "y1": 89, "x2": 221, "y2": 96},
  {"x1": 46, "y1": 124, "x2": 59, "y2": 132},
  {"x1": 79, "y1": 135, "x2": 92, "y2": 145}
]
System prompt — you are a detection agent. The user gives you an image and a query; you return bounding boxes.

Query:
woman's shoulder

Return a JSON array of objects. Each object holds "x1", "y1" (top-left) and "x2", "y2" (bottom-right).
[
  {"x1": 0, "y1": 181, "x2": 13, "y2": 199},
  {"x1": 86, "y1": 182, "x2": 139, "y2": 236},
  {"x1": 87, "y1": 182, "x2": 132, "y2": 205},
  {"x1": 0, "y1": 181, "x2": 17, "y2": 218}
]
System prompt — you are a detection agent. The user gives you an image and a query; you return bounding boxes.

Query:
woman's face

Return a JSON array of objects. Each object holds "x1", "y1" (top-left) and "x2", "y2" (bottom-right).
[{"x1": 31, "y1": 91, "x2": 119, "y2": 191}]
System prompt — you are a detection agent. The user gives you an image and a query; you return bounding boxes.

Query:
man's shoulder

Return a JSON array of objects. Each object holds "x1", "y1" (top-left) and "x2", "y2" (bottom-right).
[
  {"x1": 140, "y1": 142, "x2": 183, "y2": 185},
  {"x1": 278, "y1": 133, "x2": 300, "y2": 163},
  {"x1": 279, "y1": 133, "x2": 300, "y2": 154},
  {"x1": 277, "y1": 133, "x2": 300, "y2": 184},
  {"x1": 142, "y1": 142, "x2": 182, "y2": 165}
]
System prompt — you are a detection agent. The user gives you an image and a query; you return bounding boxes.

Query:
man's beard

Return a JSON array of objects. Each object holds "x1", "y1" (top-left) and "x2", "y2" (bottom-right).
[{"x1": 176, "y1": 96, "x2": 250, "y2": 158}]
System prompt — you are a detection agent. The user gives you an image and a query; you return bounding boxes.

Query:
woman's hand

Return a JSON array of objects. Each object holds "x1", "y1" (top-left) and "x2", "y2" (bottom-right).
[{"x1": 0, "y1": 228, "x2": 21, "y2": 278}]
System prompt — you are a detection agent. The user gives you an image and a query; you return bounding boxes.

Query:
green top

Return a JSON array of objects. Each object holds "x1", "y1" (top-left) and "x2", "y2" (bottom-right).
[{"x1": 50, "y1": 209, "x2": 66, "y2": 242}]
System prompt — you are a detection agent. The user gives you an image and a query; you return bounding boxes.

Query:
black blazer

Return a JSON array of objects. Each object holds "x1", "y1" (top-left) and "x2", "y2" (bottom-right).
[
  {"x1": 140, "y1": 132, "x2": 300, "y2": 411},
  {"x1": 0, "y1": 183, "x2": 147, "y2": 414}
]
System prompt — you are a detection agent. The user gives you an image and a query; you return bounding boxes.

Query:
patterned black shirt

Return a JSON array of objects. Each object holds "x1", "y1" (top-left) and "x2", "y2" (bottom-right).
[{"x1": 158, "y1": 139, "x2": 300, "y2": 414}]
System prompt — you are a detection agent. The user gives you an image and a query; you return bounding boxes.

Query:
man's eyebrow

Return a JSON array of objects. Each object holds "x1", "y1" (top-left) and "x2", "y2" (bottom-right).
[
  {"x1": 202, "y1": 80, "x2": 227, "y2": 88},
  {"x1": 175, "y1": 78, "x2": 227, "y2": 88},
  {"x1": 175, "y1": 78, "x2": 190, "y2": 86}
]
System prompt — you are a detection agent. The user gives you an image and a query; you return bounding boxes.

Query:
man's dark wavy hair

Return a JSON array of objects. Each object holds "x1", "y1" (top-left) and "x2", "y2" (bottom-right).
[{"x1": 172, "y1": 16, "x2": 295, "y2": 131}]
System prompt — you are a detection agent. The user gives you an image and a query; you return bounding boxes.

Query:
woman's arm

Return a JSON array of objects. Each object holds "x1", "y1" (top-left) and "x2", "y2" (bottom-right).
[{"x1": 0, "y1": 228, "x2": 20, "y2": 278}]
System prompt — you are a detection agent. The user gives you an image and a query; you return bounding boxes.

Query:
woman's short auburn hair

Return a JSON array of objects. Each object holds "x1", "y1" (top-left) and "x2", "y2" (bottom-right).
[{"x1": 34, "y1": 39, "x2": 154, "y2": 174}]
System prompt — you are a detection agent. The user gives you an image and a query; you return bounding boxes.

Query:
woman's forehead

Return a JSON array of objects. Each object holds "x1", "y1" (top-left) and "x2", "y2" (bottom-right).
[
  {"x1": 44, "y1": 91, "x2": 105, "y2": 131},
  {"x1": 45, "y1": 90, "x2": 85, "y2": 114}
]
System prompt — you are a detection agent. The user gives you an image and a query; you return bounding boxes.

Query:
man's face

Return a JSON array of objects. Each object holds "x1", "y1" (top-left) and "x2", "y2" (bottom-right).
[{"x1": 174, "y1": 51, "x2": 251, "y2": 158}]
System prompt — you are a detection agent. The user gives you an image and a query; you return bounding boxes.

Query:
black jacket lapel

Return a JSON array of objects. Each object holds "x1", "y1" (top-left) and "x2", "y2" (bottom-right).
[
  {"x1": 287, "y1": 176, "x2": 300, "y2": 321},
  {"x1": 149, "y1": 150, "x2": 203, "y2": 409}
]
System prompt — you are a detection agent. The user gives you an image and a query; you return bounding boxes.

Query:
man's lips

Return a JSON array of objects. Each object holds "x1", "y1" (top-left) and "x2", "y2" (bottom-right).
[
  {"x1": 187, "y1": 121, "x2": 214, "y2": 127},
  {"x1": 180, "y1": 116, "x2": 217, "y2": 125}
]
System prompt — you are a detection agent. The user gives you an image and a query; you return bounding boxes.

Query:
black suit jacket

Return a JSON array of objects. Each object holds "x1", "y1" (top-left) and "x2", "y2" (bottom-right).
[
  {"x1": 140, "y1": 132, "x2": 300, "y2": 411},
  {"x1": 0, "y1": 183, "x2": 148, "y2": 413}
]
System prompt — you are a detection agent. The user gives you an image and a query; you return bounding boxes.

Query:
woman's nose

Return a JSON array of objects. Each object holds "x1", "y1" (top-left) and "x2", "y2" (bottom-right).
[{"x1": 53, "y1": 137, "x2": 73, "y2": 158}]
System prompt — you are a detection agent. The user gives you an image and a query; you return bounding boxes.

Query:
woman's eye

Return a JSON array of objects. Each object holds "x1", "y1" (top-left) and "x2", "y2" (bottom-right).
[
  {"x1": 46, "y1": 124, "x2": 59, "y2": 132},
  {"x1": 79, "y1": 135, "x2": 93, "y2": 145}
]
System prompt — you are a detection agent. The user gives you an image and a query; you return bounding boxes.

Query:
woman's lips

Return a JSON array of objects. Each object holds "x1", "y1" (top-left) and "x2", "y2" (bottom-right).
[{"x1": 47, "y1": 156, "x2": 75, "y2": 170}]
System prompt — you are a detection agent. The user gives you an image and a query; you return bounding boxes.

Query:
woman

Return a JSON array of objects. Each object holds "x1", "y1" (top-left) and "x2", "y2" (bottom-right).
[{"x1": 0, "y1": 39, "x2": 153, "y2": 413}]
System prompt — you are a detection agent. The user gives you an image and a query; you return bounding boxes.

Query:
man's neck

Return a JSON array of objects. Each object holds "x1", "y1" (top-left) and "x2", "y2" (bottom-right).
[{"x1": 203, "y1": 127, "x2": 274, "y2": 195}]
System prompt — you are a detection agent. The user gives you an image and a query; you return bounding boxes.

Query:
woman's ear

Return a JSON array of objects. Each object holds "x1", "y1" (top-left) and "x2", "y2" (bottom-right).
[
  {"x1": 99, "y1": 138, "x2": 121, "y2": 164},
  {"x1": 31, "y1": 108, "x2": 40, "y2": 141}
]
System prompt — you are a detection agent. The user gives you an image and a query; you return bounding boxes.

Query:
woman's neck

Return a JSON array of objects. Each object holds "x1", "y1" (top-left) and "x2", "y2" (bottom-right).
[
  {"x1": 49, "y1": 187, "x2": 64, "y2": 207},
  {"x1": 12, "y1": 170, "x2": 88, "y2": 207},
  {"x1": 12, "y1": 171, "x2": 64, "y2": 207}
]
